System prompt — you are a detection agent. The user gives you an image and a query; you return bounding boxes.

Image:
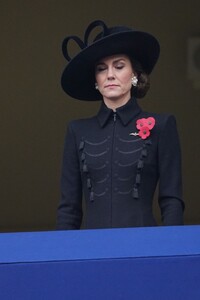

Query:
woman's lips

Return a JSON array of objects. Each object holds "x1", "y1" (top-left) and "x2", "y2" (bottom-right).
[{"x1": 105, "y1": 84, "x2": 119, "y2": 88}]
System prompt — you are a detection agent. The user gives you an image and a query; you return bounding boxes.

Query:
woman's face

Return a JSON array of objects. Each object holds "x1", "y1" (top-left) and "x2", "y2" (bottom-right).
[{"x1": 95, "y1": 54, "x2": 134, "y2": 107}]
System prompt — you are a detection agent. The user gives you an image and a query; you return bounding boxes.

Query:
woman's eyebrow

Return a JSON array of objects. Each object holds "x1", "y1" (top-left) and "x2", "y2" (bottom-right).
[
  {"x1": 96, "y1": 58, "x2": 126, "y2": 65},
  {"x1": 113, "y1": 58, "x2": 126, "y2": 63}
]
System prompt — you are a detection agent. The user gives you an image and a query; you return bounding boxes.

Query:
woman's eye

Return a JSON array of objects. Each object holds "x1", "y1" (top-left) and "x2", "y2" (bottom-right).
[
  {"x1": 115, "y1": 64, "x2": 124, "y2": 69},
  {"x1": 96, "y1": 65, "x2": 106, "y2": 72}
]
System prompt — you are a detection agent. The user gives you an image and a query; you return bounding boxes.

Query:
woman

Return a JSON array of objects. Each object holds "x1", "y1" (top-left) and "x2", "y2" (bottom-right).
[{"x1": 56, "y1": 20, "x2": 184, "y2": 230}]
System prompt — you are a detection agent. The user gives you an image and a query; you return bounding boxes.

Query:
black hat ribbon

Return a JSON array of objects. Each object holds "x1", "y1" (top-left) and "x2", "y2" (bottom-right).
[{"x1": 62, "y1": 20, "x2": 108, "y2": 62}]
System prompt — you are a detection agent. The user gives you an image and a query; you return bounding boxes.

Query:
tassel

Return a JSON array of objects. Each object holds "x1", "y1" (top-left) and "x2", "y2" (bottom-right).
[
  {"x1": 81, "y1": 152, "x2": 85, "y2": 161},
  {"x1": 137, "y1": 159, "x2": 144, "y2": 170},
  {"x1": 90, "y1": 191, "x2": 94, "y2": 202},
  {"x1": 79, "y1": 141, "x2": 84, "y2": 150},
  {"x1": 83, "y1": 164, "x2": 88, "y2": 173},
  {"x1": 141, "y1": 148, "x2": 147, "y2": 158},
  {"x1": 87, "y1": 178, "x2": 92, "y2": 188},
  {"x1": 135, "y1": 174, "x2": 141, "y2": 185},
  {"x1": 132, "y1": 187, "x2": 139, "y2": 199}
]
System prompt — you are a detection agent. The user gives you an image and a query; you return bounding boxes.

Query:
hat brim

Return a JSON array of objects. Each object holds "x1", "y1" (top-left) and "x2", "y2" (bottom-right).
[{"x1": 61, "y1": 30, "x2": 160, "y2": 101}]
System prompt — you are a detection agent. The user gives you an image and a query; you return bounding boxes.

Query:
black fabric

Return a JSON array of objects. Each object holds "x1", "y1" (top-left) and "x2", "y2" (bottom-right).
[{"x1": 56, "y1": 98, "x2": 184, "y2": 229}]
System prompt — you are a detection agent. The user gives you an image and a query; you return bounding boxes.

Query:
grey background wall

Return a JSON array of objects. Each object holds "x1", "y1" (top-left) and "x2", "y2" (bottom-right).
[{"x1": 0, "y1": 0, "x2": 200, "y2": 232}]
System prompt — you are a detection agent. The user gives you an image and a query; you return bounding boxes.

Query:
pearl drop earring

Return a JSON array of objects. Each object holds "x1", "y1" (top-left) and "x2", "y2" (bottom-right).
[{"x1": 95, "y1": 83, "x2": 99, "y2": 90}]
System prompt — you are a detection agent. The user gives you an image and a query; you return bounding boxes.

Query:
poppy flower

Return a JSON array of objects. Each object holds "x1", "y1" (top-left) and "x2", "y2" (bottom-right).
[
  {"x1": 145, "y1": 117, "x2": 155, "y2": 130},
  {"x1": 136, "y1": 118, "x2": 146, "y2": 130},
  {"x1": 130, "y1": 117, "x2": 156, "y2": 140},
  {"x1": 136, "y1": 117, "x2": 155, "y2": 130},
  {"x1": 138, "y1": 126, "x2": 150, "y2": 139}
]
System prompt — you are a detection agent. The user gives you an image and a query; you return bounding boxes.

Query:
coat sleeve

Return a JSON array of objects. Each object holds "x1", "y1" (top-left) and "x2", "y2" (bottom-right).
[
  {"x1": 56, "y1": 122, "x2": 83, "y2": 230},
  {"x1": 158, "y1": 115, "x2": 185, "y2": 225}
]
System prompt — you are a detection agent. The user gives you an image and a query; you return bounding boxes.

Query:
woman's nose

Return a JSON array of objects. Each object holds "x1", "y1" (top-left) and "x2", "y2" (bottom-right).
[{"x1": 107, "y1": 67, "x2": 115, "y2": 79}]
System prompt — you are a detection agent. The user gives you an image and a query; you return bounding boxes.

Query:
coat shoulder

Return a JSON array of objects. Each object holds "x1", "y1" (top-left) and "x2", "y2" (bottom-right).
[
  {"x1": 68, "y1": 116, "x2": 98, "y2": 131},
  {"x1": 142, "y1": 111, "x2": 177, "y2": 130}
]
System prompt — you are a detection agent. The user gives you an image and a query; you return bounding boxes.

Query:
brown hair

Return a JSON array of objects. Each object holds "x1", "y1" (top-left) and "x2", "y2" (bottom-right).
[{"x1": 130, "y1": 58, "x2": 150, "y2": 98}]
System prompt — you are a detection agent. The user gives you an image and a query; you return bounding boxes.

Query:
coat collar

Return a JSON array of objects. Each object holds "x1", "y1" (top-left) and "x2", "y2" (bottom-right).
[{"x1": 97, "y1": 97, "x2": 142, "y2": 127}]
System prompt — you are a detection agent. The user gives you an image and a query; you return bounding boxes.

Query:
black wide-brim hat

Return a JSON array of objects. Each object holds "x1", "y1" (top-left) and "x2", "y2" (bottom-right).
[{"x1": 61, "y1": 20, "x2": 160, "y2": 101}]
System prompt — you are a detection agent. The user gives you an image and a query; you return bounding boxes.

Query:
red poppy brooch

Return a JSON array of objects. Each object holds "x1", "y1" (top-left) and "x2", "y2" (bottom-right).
[{"x1": 130, "y1": 117, "x2": 156, "y2": 139}]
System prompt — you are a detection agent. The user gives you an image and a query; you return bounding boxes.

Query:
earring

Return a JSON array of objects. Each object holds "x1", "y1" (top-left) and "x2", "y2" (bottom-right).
[
  {"x1": 131, "y1": 76, "x2": 138, "y2": 87},
  {"x1": 95, "y1": 83, "x2": 99, "y2": 90}
]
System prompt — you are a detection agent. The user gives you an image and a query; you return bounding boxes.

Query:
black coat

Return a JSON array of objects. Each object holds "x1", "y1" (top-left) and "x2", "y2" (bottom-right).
[{"x1": 56, "y1": 97, "x2": 184, "y2": 229}]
